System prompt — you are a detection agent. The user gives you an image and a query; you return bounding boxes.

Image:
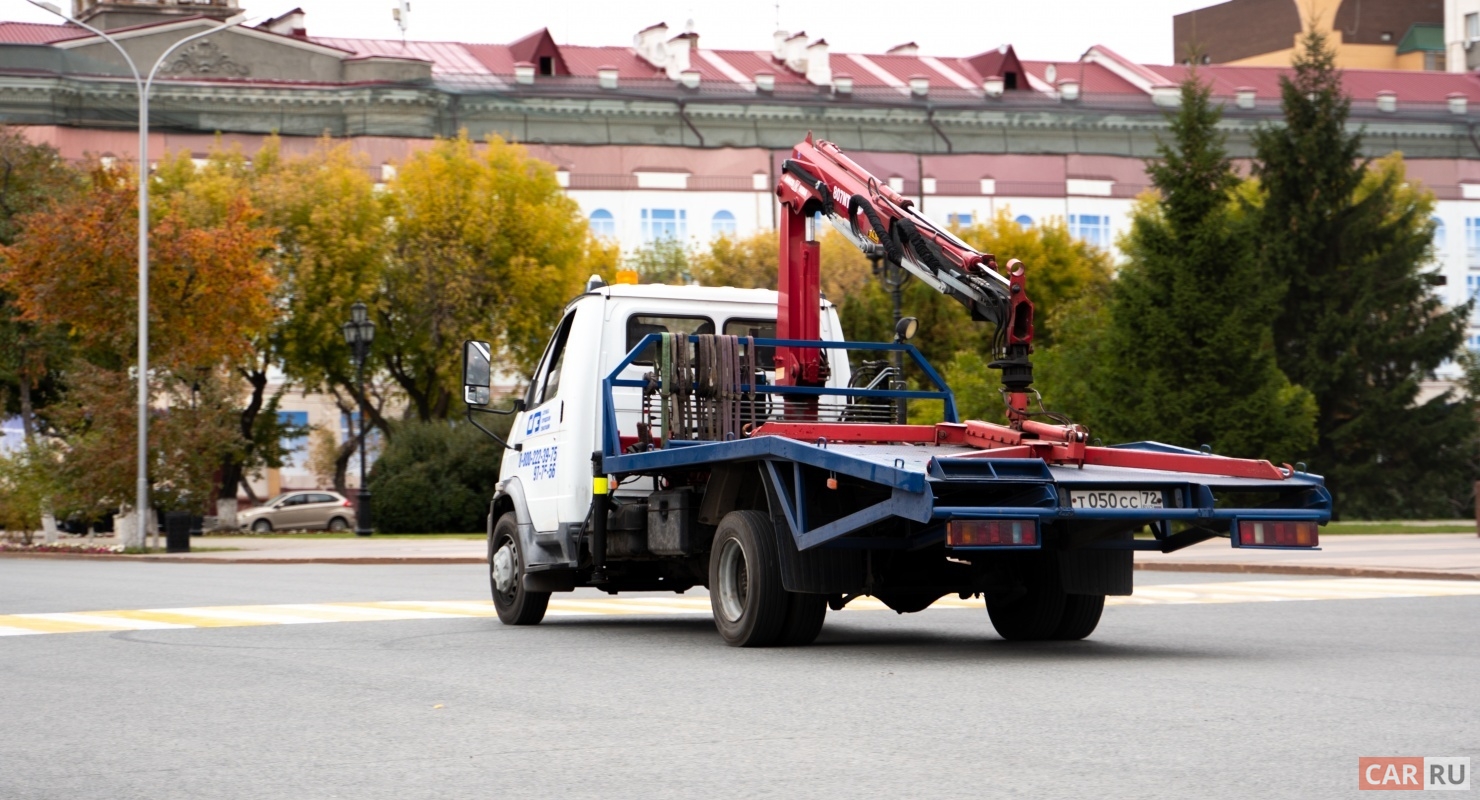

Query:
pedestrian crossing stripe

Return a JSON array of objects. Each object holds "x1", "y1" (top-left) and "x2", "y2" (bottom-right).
[{"x1": 1, "y1": 577, "x2": 1477, "y2": 637}]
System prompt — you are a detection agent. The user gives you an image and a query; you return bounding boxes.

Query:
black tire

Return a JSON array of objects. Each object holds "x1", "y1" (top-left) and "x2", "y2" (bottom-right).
[
  {"x1": 708, "y1": 510, "x2": 788, "y2": 647},
  {"x1": 327, "y1": 516, "x2": 350, "y2": 532},
  {"x1": 251, "y1": 519, "x2": 272, "y2": 533},
  {"x1": 777, "y1": 593, "x2": 828, "y2": 646},
  {"x1": 1052, "y1": 593, "x2": 1105, "y2": 640},
  {"x1": 985, "y1": 554, "x2": 1067, "y2": 641},
  {"x1": 490, "y1": 512, "x2": 549, "y2": 625}
]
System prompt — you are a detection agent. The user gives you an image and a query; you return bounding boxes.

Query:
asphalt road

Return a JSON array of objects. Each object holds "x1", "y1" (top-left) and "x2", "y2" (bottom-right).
[{"x1": 1, "y1": 561, "x2": 1475, "y2": 800}]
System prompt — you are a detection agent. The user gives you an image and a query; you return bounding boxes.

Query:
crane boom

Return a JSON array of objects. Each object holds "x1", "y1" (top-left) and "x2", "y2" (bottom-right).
[{"x1": 774, "y1": 134, "x2": 1037, "y2": 425}]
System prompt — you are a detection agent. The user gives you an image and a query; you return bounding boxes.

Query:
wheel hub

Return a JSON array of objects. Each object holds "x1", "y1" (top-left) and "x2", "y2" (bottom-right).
[
  {"x1": 492, "y1": 542, "x2": 517, "y2": 595},
  {"x1": 717, "y1": 538, "x2": 749, "y2": 623}
]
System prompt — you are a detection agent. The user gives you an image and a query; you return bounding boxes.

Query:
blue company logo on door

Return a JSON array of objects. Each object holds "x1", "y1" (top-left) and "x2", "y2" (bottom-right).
[
  {"x1": 518, "y1": 445, "x2": 558, "y2": 481},
  {"x1": 525, "y1": 408, "x2": 552, "y2": 435}
]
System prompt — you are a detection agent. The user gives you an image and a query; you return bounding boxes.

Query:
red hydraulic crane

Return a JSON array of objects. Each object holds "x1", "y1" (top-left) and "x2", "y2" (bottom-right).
[{"x1": 774, "y1": 134, "x2": 1038, "y2": 428}]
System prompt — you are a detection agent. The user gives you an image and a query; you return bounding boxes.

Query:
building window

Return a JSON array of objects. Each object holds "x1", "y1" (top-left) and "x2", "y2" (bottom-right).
[
  {"x1": 642, "y1": 208, "x2": 686, "y2": 241},
  {"x1": 1466, "y1": 218, "x2": 1480, "y2": 268},
  {"x1": 711, "y1": 210, "x2": 737, "y2": 237},
  {"x1": 278, "y1": 411, "x2": 309, "y2": 467},
  {"x1": 947, "y1": 212, "x2": 973, "y2": 228},
  {"x1": 1468, "y1": 12, "x2": 1479, "y2": 41},
  {"x1": 1014, "y1": 214, "x2": 1033, "y2": 229},
  {"x1": 1069, "y1": 213, "x2": 1110, "y2": 248},
  {"x1": 589, "y1": 208, "x2": 615, "y2": 238}
]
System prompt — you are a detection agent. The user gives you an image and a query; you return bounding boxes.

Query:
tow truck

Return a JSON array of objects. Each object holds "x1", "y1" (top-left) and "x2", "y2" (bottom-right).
[{"x1": 460, "y1": 134, "x2": 1331, "y2": 647}]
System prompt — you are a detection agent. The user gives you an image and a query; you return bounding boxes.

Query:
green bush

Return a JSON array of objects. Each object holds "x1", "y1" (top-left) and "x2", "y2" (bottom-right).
[{"x1": 367, "y1": 418, "x2": 510, "y2": 533}]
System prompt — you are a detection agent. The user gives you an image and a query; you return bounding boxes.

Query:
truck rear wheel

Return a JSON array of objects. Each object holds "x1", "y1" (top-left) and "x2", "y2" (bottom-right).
[
  {"x1": 1052, "y1": 593, "x2": 1105, "y2": 640},
  {"x1": 490, "y1": 512, "x2": 549, "y2": 626},
  {"x1": 708, "y1": 510, "x2": 788, "y2": 647},
  {"x1": 777, "y1": 593, "x2": 827, "y2": 646},
  {"x1": 985, "y1": 555, "x2": 1067, "y2": 641}
]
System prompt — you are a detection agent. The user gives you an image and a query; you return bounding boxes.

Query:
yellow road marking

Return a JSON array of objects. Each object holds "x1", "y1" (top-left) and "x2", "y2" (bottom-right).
[{"x1": 0, "y1": 578, "x2": 1475, "y2": 637}]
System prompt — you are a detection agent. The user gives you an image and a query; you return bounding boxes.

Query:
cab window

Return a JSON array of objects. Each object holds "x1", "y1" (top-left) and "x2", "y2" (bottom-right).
[
  {"x1": 724, "y1": 318, "x2": 776, "y2": 369},
  {"x1": 625, "y1": 315, "x2": 714, "y2": 366},
  {"x1": 527, "y1": 309, "x2": 578, "y2": 408}
]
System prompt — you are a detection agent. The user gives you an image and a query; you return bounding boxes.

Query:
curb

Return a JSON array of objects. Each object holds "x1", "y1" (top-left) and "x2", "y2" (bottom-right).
[{"x1": 1135, "y1": 561, "x2": 1479, "y2": 582}]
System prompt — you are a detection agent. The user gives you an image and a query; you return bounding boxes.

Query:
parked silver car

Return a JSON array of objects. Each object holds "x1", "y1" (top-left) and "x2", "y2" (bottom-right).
[{"x1": 239, "y1": 491, "x2": 357, "y2": 532}]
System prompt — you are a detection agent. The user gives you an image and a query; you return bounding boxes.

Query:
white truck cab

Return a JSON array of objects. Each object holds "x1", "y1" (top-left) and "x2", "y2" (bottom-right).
[{"x1": 493, "y1": 283, "x2": 849, "y2": 577}]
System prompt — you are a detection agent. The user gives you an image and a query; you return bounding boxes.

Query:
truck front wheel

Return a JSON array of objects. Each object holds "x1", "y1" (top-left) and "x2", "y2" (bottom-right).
[
  {"x1": 708, "y1": 510, "x2": 789, "y2": 647},
  {"x1": 490, "y1": 512, "x2": 550, "y2": 625}
]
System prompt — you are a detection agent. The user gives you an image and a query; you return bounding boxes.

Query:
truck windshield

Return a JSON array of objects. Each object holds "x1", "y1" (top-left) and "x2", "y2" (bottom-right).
[
  {"x1": 625, "y1": 315, "x2": 714, "y2": 365},
  {"x1": 527, "y1": 310, "x2": 577, "y2": 408}
]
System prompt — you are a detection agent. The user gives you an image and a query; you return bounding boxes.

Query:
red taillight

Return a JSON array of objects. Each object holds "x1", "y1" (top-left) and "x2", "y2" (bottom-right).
[
  {"x1": 1237, "y1": 520, "x2": 1318, "y2": 548},
  {"x1": 946, "y1": 519, "x2": 1038, "y2": 548},
  {"x1": 343, "y1": 500, "x2": 353, "y2": 507}
]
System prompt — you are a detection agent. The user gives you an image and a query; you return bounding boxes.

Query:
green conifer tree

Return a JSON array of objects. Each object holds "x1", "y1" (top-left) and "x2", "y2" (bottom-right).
[
  {"x1": 1252, "y1": 31, "x2": 1476, "y2": 517},
  {"x1": 1083, "y1": 76, "x2": 1317, "y2": 462}
]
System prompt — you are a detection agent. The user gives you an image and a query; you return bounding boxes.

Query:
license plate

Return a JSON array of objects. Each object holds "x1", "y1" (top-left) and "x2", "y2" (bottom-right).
[{"x1": 1069, "y1": 489, "x2": 1164, "y2": 511}]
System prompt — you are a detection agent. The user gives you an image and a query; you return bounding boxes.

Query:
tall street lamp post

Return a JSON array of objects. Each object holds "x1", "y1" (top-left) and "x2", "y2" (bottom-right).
[
  {"x1": 26, "y1": 1, "x2": 250, "y2": 551},
  {"x1": 342, "y1": 302, "x2": 376, "y2": 537}
]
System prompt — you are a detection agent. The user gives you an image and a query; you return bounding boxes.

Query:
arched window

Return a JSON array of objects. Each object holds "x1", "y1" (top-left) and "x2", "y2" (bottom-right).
[
  {"x1": 589, "y1": 209, "x2": 615, "y2": 238},
  {"x1": 712, "y1": 210, "x2": 737, "y2": 237},
  {"x1": 1014, "y1": 214, "x2": 1033, "y2": 229}
]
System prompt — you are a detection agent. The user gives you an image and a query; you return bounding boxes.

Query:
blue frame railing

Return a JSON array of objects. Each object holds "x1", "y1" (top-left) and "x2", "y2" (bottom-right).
[{"x1": 601, "y1": 335, "x2": 958, "y2": 458}]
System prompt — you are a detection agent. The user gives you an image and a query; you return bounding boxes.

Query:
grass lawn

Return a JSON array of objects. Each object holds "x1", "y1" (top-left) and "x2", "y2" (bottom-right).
[{"x1": 1321, "y1": 521, "x2": 1476, "y2": 535}]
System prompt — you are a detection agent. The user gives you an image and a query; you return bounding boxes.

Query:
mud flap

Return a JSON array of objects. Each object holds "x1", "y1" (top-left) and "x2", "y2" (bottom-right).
[
  {"x1": 1059, "y1": 547, "x2": 1133, "y2": 596},
  {"x1": 760, "y1": 463, "x2": 866, "y2": 594}
]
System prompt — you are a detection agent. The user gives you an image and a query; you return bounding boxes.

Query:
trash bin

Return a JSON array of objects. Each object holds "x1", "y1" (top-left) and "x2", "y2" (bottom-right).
[{"x1": 165, "y1": 512, "x2": 191, "y2": 553}]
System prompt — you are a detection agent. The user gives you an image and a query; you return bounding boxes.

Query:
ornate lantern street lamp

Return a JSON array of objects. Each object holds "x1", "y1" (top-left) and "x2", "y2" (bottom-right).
[{"x1": 341, "y1": 302, "x2": 377, "y2": 537}]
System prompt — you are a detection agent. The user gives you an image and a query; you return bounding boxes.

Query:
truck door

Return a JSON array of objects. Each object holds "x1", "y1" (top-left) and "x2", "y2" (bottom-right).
[{"x1": 511, "y1": 308, "x2": 578, "y2": 532}]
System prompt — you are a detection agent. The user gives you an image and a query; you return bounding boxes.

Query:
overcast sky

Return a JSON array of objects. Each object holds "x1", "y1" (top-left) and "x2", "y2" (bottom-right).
[{"x1": 4, "y1": 1, "x2": 1218, "y2": 64}]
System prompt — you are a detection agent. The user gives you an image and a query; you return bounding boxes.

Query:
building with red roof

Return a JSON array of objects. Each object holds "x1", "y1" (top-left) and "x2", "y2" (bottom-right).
[{"x1": 1, "y1": 0, "x2": 1477, "y2": 366}]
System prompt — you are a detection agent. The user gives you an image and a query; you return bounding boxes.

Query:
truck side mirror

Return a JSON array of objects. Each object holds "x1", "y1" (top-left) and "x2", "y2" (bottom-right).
[{"x1": 463, "y1": 340, "x2": 492, "y2": 406}]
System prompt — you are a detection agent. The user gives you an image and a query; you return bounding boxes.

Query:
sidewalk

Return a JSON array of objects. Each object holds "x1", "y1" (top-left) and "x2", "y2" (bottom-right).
[{"x1": 7, "y1": 532, "x2": 1477, "y2": 580}]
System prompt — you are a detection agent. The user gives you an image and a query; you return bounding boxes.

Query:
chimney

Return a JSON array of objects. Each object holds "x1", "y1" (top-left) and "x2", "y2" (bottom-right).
[
  {"x1": 886, "y1": 42, "x2": 919, "y2": 56},
  {"x1": 666, "y1": 31, "x2": 697, "y2": 79},
  {"x1": 773, "y1": 29, "x2": 789, "y2": 61},
  {"x1": 634, "y1": 22, "x2": 670, "y2": 68},
  {"x1": 262, "y1": 8, "x2": 307, "y2": 38},
  {"x1": 783, "y1": 31, "x2": 809, "y2": 73},
  {"x1": 806, "y1": 39, "x2": 831, "y2": 86}
]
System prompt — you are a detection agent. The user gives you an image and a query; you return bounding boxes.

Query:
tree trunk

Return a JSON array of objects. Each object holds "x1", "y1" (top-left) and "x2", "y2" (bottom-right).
[
  {"x1": 332, "y1": 427, "x2": 363, "y2": 495},
  {"x1": 217, "y1": 366, "x2": 269, "y2": 517},
  {"x1": 117, "y1": 505, "x2": 154, "y2": 551},
  {"x1": 17, "y1": 376, "x2": 59, "y2": 543},
  {"x1": 215, "y1": 497, "x2": 238, "y2": 531}
]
